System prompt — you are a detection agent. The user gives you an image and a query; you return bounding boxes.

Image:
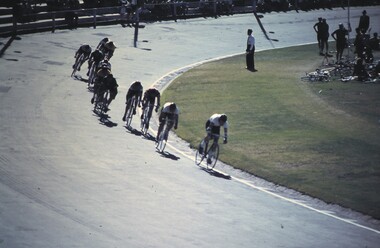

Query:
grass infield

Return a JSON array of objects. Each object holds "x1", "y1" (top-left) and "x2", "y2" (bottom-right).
[{"x1": 162, "y1": 44, "x2": 380, "y2": 219}]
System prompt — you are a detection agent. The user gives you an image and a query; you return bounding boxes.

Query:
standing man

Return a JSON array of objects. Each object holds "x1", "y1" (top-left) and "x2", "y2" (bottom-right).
[
  {"x1": 331, "y1": 23, "x2": 349, "y2": 62},
  {"x1": 320, "y1": 18, "x2": 330, "y2": 56},
  {"x1": 246, "y1": 29, "x2": 256, "y2": 72},
  {"x1": 313, "y1": 17, "x2": 323, "y2": 55},
  {"x1": 358, "y1": 10, "x2": 370, "y2": 34}
]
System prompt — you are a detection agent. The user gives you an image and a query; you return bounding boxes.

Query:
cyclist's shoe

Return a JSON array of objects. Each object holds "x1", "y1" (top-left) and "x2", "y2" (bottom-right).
[{"x1": 207, "y1": 158, "x2": 212, "y2": 164}]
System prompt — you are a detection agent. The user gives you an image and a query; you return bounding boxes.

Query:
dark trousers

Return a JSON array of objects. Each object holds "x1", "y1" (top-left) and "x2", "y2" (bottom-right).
[{"x1": 246, "y1": 46, "x2": 255, "y2": 70}]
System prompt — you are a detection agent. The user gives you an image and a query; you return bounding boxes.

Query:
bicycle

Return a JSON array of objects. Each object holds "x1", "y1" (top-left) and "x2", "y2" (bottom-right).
[
  {"x1": 140, "y1": 103, "x2": 155, "y2": 136},
  {"x1": 93, "y1": 89, "x2": 109, "y2": 115},
  {"x1": 195, "y1": 134, "x2": 220, "y2": 170},
  {"x1": 71, "y1": 53, "x2": 85, "y2": 77},
  {"x1": 156, "y1": 117, "x2": 174, "y2": 153},
  {"x1": 87, "y1": 60, "x2": 98, "y2": 87},
  {"x1": 124, "y1": 95, "x2": 137, "y2": 128},
  {"x1": 300, "y1": 69, "x2": 331, "y2": 82}
]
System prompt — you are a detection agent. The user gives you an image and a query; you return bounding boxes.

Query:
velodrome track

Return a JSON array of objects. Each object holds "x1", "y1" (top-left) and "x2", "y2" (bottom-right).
[{"x1": 1, "y1": 7, "x2": 380, "y2": 247}]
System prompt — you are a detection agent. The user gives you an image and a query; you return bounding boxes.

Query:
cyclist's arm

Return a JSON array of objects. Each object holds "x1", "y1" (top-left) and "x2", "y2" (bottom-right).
[
  {"x1": 174, "y1": 114, "x2": 178, "y2": 129},
  {"x1": 223, "y1": 127, "x2": 228, "y2": 143}
]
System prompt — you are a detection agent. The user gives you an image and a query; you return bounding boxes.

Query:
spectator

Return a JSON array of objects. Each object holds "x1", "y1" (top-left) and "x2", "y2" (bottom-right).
[
  {"x1": 313, "y1": 17, "x2": 323, "y2": 55},
  {"x1": 358, "y1": 10, "x2": 370, "y2": 34},
  {"x1": 320, "y1": 18, "x2": 330, "y2": 56},
  {"x1": 246, "y1": 29, "x2": 256, "y2": 72},
  {"x1": 369, "y1": 33, "x2": 379, "y2": 51},
  {"x1": 331, "y1": 23, "x2": 348, "y2": 62}
]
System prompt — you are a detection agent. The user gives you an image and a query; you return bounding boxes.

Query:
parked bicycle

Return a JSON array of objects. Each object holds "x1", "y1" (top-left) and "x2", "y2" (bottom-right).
[
  {"x1": 195, "y1": 134, "x2": 220, "y2": 169},
  {"x1": 300, "y1": 68, "x2": 331, "y2": 82}
]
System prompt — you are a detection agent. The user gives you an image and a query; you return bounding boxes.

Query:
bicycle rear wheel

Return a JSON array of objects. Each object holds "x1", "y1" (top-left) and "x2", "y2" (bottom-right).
[
  {"x1": 206, "y1": 143, "x2": 219, "y2": 170},
  {"x1": 140, "y1": 106, "x2": 150, "y2": 136},
  {"x1": 125, "y1": 97, "x2": 136, "y2": 128},
  {"x1": 72, "y1": 54, "x2": 84, "y2": 77},
  {"x1": 156, "y1": 131, "x2": 167, "y2": 153}
]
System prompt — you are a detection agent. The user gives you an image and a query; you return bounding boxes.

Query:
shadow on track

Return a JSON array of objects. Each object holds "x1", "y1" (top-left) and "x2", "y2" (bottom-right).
[{"x1": 198, "y1": 166, "x2": 231, "y2": 180}]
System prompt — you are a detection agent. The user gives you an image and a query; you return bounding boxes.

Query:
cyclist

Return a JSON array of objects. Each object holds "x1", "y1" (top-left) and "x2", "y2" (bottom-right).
[
  {"x1": 73, "y1": 44, "x2": 92, "y2": 71},
  {"x1": 91, "y1": 74, "x2": 118, "y2": 111},
  {"x1": 91, "y1": 65, "x2": 111, "y2": 104},
  {"x1": 87, "y1": 49, "x2": 104, "y2": 76},
  {"x1": 122, "y1": 81, "x2": 143, "y2": 121},
  {"x1": 156, "y1": 102, "x2": 179, "y2": 142},
  {"x1": 141, "y1": 87, "x2": 161, "y2": 128},
  {"x1": 103, "y1": 41, "x2": 116, "y2": 60},
  {"x1": 199, "y1": 113, "x2": 228, "y2": 155},
  {"x1": 96, "y1": 37, "x2": 109, "y2": 51}
]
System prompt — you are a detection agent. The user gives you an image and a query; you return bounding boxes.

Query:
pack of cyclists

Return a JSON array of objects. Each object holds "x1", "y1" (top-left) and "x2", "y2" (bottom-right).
[{"x1": 72, "y1": 38, "x2": 229, "y2": 159}]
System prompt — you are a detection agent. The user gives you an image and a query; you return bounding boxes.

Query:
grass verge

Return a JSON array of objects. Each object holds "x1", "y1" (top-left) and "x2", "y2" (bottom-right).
[{"x1": 162, "y1": 44, "x2": 380, "y2": 219}]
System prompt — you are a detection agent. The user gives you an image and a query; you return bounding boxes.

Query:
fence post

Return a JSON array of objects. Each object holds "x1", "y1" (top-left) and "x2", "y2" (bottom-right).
[
  {"x1": 93, "y1": 8, "x2": 97, "y2": 29},
  {"x1": 52, "y1": 12, "x2": 55, "y2": 33}
]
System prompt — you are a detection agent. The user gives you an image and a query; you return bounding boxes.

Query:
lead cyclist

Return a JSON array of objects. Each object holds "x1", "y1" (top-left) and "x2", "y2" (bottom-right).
[{"x1": 199, "y1": 113, "x2": 228, "y2": 155}]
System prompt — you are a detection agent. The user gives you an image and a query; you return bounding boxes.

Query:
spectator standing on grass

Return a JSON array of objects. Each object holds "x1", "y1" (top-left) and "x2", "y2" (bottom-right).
[
  {"x1": 358, "y1": 10, "x2": 370, "y2": 34},
  {"x1": 331, "y1": 23, "x2": 348, "y2": 62},
  {"x1": 320, "y1": 18, "x2": 330, "y2": 56},
  {"x1": 369, "y1": 33, "x2": 379, "y2": 51},
  {"x1": 313, "y1": 17, "x2": 323, "y2": 55},
  {"x1": 246, "y1": 29, "x2": 256, "y2": 72}
]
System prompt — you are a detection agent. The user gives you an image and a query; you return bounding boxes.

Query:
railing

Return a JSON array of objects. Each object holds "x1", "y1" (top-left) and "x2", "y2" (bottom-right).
[{"x1": 0, "y1": 3, "x2": 254, "y2": 38}]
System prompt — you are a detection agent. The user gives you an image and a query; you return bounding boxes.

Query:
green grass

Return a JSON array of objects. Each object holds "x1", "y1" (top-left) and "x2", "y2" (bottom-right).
[{"x1": 162, "y1": 44, "x2": 380, "y2": 219}]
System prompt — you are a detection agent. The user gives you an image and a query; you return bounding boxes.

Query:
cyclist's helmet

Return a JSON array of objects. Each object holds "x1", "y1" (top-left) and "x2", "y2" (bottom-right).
[
  {"x1": 105, "y1": 41, "x2": 116, "y2": 50},
  {"x1": 169, "y1": 103, "x2": 177, "y2": 112},
  {"x1": 219, "y1": 114, "x2": 227, "y2": 122},
  {"x1": 83, "y1": 44, "x2": 91, "y2": 53}
]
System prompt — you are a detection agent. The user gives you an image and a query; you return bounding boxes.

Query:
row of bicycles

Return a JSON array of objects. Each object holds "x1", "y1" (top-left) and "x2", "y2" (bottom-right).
[{"x1": 301, "y1": 58, "x2": 380, "y2": 83}]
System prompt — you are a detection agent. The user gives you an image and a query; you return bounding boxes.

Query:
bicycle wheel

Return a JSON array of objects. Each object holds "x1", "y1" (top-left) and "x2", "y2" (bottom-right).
[
  {"x1": 72, "y1": 54, "x2": 84, "y2": 77},
  {"x1": 156, "y1": 131, "x2": 167, "y2": 153},
  {"x1": 206, "y1": 143, "x2": 219, "y2": 170},
  {"x1": 195, "y1": 140, "x2": 207, "y2": 166},
  {"x1": 125, "y1": 97, "x2": 136, "y2": 128},
  {"x1": 140, "y1": 106, "x2": 150, "y2": 136},
  {"x1": 100, "y1": 91, "x2": 109, "y2": 115}
]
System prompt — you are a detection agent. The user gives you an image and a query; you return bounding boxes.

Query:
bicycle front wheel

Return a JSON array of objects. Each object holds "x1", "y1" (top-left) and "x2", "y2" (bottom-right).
[
  {"x1": 195, "y1": 141, "x2": 206, "y2": 166},
  {"x1": 206, "y1": 143, "x2": 219, "y2": 170}
]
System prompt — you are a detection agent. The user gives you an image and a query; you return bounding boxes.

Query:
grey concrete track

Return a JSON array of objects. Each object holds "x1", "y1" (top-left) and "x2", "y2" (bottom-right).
[{"x1": 1, "y1": 7, "x2": 380, "y2": 248}]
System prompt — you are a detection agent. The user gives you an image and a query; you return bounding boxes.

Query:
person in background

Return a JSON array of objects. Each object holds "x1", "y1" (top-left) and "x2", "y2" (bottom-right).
[{"x1": 246, "y1": 29, "x2": 256, "y2": 72}]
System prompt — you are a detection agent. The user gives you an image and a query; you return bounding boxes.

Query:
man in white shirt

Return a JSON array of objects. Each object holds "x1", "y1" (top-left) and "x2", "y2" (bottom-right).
[{"x1": 246, "y1": 29, "x2": 256, "y2": 72}]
